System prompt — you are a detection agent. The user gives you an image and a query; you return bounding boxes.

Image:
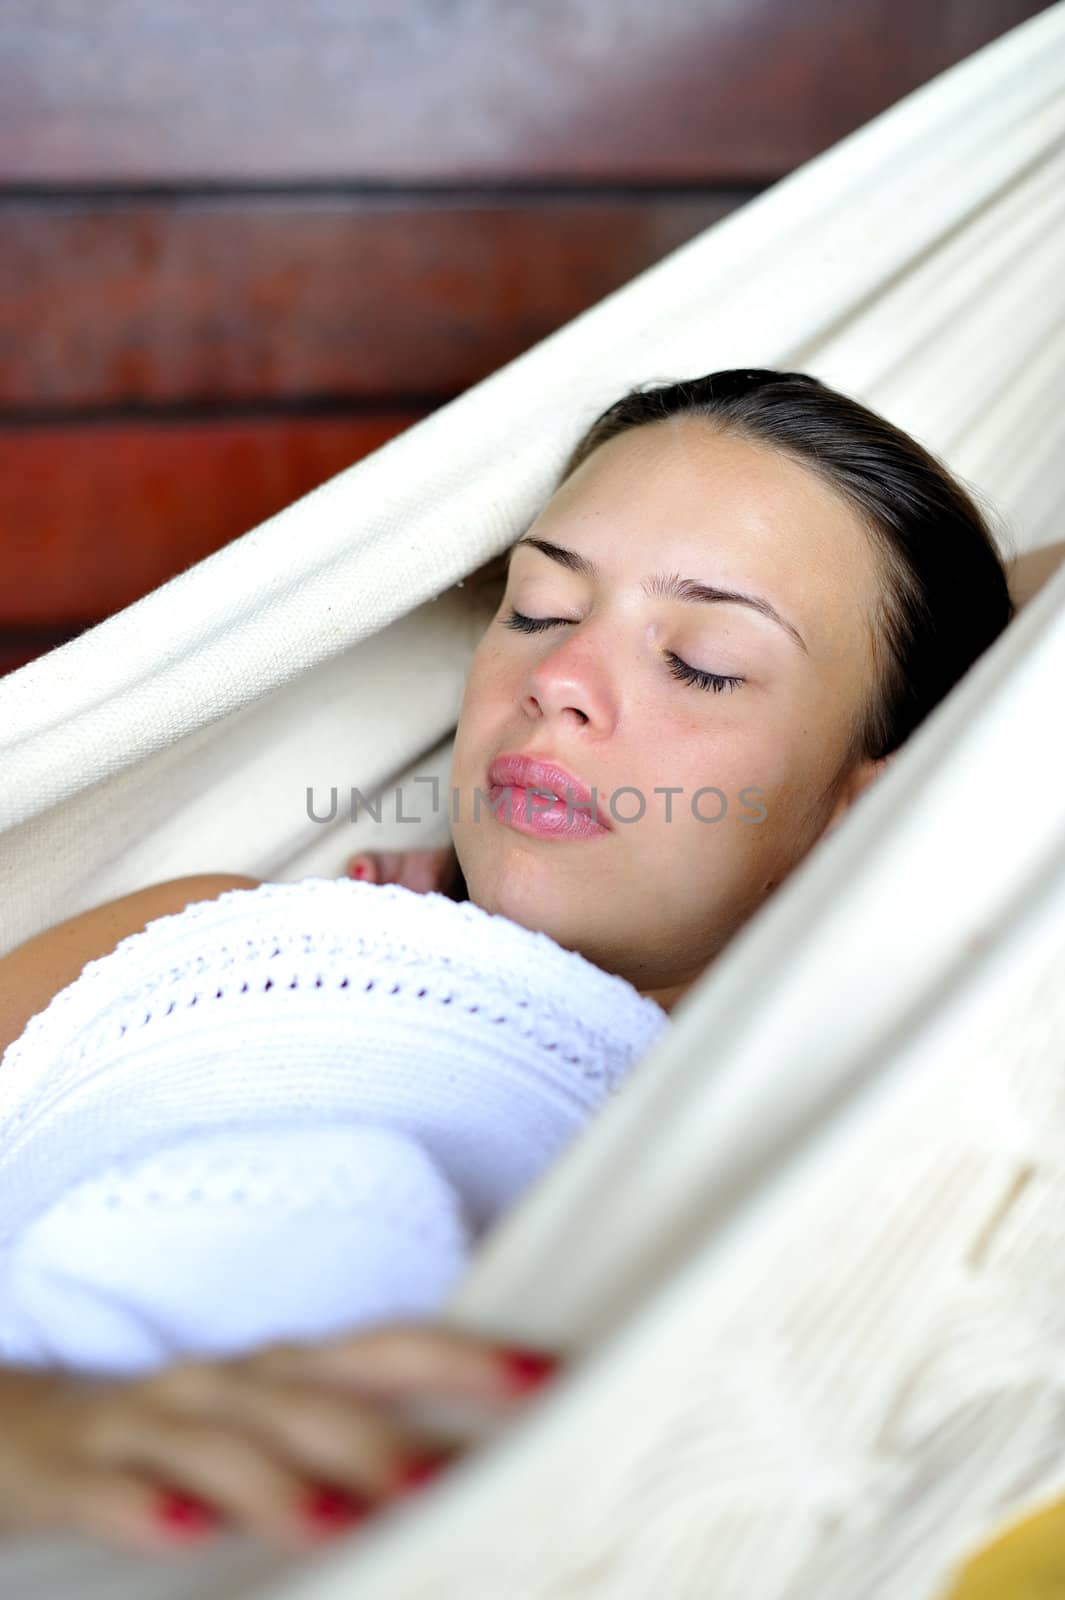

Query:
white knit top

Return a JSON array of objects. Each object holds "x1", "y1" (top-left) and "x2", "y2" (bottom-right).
[{"x1": 0, "y1": 878, "x2": 670, "y2": 1377}]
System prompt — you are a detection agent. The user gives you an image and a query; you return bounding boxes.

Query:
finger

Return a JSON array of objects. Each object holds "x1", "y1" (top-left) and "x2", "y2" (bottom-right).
[
  {"x1": 0, "y1": 1400, "x2": 225, "y2": 1557},
  {"x1": 82, "y1": 1409, "x2": 343, "y2": 1551},
  {"x1": 395, "y1": 847, "x2": 456, "y2": 894},
  {"x1": 346, "y1": 853, "x2": 378, "y2": 883},
  {"x1": 246, "y1": 1322, "x2": 562, "y2": 1409},
  {"x1": 153, "y1": 1364, "x2": 457, "y2": 1504},
  {"x1": 372, "y1": 851, "x2": 406, "y2": 884},
  {"x1": 348, "y1": 851, "x2": 407, "y2": 885},
  {"x1": 45, "y1": 1463, "x2": 223, "y2": 1556},
  {"x1": 346, "y1": 848, "x2": 455, "y2": 893}
]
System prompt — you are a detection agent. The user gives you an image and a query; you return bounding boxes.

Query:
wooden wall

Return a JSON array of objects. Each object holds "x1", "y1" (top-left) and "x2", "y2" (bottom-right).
[{"x1": 0, "y1": 0, "x2": 1053, "y2": 676}]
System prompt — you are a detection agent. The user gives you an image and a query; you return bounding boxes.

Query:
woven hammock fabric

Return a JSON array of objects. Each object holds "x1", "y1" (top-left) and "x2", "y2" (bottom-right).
[{"x1": 1, "y1": 4, "x2": 1065, "y2": 1595}]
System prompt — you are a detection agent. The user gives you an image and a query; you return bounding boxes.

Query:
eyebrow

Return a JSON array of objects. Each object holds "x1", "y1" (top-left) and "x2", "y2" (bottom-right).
[{"x1": 508, "y1": 535, "x2": 808, "y2": 654}]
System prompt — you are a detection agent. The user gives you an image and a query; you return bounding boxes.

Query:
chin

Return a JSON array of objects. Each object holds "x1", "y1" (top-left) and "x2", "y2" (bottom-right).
[{"x1": 472, "y1": 863, "x2": 563, "y2": 933}]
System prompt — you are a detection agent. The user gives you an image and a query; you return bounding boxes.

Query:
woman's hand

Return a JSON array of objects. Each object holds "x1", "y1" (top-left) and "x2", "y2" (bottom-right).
[
  {"x1": 0, "y1": 1321, "x2": 560, "y2": 1555},
  {"x1": 345, "y1": 846, "x2": 459, "y2": 896}
]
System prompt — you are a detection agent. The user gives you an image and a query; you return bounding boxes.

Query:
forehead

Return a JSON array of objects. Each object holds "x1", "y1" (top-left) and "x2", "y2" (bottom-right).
[{"x1": 534, "y1": 418, "x2": 882, "y2": 664}]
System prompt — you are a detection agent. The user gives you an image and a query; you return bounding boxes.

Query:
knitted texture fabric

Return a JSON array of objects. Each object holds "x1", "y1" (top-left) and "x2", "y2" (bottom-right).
[{"x1": 0, "y1": 878, "x2": 669, "y2": 1378}]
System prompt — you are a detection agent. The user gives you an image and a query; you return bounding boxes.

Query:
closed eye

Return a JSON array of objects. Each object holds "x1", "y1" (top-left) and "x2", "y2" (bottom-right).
[{"x1": 500, "y1": 608, "x2": 745, "y2": 695}]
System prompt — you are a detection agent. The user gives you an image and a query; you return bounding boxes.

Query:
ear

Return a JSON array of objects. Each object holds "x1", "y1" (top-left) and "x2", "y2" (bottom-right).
[{"x1": 820, "y1": 753, "x2": 893, "y2": 840}]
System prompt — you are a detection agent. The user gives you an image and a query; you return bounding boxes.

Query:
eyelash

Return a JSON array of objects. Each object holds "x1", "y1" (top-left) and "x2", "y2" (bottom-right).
[{"x1": 500, "y1": 608, "x2": 745, "y2": 695}]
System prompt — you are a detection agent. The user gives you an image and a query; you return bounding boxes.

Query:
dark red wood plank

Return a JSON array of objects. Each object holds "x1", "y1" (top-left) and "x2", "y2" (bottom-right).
[
  {"x1": 0, "y1": 197, "x2": 741, "y2": 410},
  {"x1": 0, "y1": 0, "x2": 1052, "y2": 183},
  {"x1": 0, "y1": 413, "x2": 426, "y2": 625}
]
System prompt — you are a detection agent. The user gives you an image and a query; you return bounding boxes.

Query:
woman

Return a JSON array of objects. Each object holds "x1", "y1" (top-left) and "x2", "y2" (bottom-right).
[{"x1": 0, "y1": 369, "x2": 1020, "y2": 1557}]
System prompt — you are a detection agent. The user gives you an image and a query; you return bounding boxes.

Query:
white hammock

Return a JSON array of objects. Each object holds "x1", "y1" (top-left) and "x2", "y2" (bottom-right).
[{"x1": 2, "y1": 5, "x2": 1065, "y2": 1595}]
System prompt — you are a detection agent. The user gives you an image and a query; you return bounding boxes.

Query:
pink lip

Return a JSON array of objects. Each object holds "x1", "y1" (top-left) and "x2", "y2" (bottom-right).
[{"x1": 486, "y1": 751, "x2": 612, "y2": 836}]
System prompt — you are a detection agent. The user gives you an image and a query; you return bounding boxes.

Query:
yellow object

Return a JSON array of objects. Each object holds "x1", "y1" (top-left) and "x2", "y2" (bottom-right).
[{"x1": 941, "y1": 1499, "x2": 1065, "y2": 1599}]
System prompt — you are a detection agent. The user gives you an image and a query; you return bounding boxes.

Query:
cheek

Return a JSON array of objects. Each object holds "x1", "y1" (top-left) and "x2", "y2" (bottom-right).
[
  {"x1": 463, "y1": 640, "x2": 514, "y2": 708},
  {"x1": 456, "y1": 645, "x2": 504, "y2": 723},
  {"x1": 650, "y1": 705, "x2": 772, "y2": 791},
  {"x1": 652, "y1": 713, "x2": 823, "y2": 851},
  {"x1": 615, "y1": 721, "x2": 751, "y2": 847},
  {"x1": 452, "y1": 655, "x2": 515, "y2": 780}
]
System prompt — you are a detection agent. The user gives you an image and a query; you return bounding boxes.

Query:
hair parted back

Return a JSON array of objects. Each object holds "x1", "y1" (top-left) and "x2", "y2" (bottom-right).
[{"x1": 555, "y1": 369, "x2": 1015, "y2": 761}]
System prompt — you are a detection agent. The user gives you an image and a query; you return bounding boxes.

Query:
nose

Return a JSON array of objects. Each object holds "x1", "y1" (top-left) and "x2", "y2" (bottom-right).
[{"x1": 520, "y1": 621, "x2": 612, "y2": 729}]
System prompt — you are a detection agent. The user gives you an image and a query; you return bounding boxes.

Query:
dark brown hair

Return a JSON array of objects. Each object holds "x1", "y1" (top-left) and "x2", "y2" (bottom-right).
[{"x1": 554, "y1": 369, "x2": 1014, "y2": 761}]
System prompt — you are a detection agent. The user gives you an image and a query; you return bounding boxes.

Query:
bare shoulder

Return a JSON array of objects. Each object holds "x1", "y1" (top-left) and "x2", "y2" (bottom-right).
[{"x1": 0, "y1": 874, "x2": 262, "y2": 1064}]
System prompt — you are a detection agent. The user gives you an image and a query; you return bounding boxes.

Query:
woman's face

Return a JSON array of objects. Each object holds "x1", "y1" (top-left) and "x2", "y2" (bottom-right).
[{"x1": 449, "y1": 418, "x2": 888, "y2": 1012}]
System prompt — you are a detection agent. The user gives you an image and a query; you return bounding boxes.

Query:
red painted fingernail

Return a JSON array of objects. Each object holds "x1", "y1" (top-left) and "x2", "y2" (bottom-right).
[
  {"x1": 302, "y1": 1484, "x2": 369, "y2": 1527},
  {"x1": 498, "y1": 1347, "x2": 561, "y2": 1392},
  {"x1": 350, "y1": 859, "x2": 369, "y2": 880},
  {"x1": 155, "y1": 1489, "x2": 219, "y2": 1537},
  {"x1": 393, "y1": 1456, "x2": 448, "y2": 1495}
]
